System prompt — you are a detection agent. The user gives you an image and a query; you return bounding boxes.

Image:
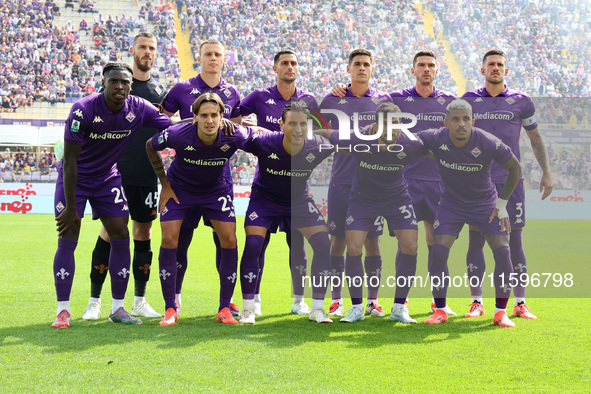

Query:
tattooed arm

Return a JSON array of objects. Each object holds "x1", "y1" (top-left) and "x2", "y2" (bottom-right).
[
  {"x1": 525, "y1": 127, "x2": 553, "y2": 200},
  {"x1": 146, "y1": 138, "x2": 179, "y2": 213}
]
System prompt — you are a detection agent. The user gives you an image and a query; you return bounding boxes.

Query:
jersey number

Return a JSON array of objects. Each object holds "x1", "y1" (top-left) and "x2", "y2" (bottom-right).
[
  {"x1": 308, "y1": 202, "x2": 320, "y2": 214},
  {"x1": 145, "y1": 191, "x2": 159, "y2": 208},
  {"x1": 515, "y1": 202, "x2": 523, "y2": 218},
  {"x1": 218, "y1": 195, "x2": 235, "y2": 212},
  {"x1": 399, "y1": 204, "x2": 414, "y2": 219},
  {"x1": 111, "y1": 187, "x2": 128, "y2": 203}
]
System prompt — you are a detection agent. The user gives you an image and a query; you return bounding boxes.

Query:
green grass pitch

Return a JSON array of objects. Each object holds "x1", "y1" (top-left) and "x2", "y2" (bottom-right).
[{"x1": 1, "y1": 215, "x2": 590, "y2": 392}]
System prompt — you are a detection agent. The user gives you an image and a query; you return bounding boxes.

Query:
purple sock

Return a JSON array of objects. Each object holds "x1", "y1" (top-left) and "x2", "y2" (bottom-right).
[
  {"x1": 159, "y1": 247, "x2": 177, "y2": 310},
  {"x1": 254, "y1": 232, "x2": 270, "y2": 295},
  {"x1": 330, "y1": 255, "x2": 345, "y2": 300},
  {"x1": 240, "y1": 235, "x2": 264, "y2": 300},
  {"x1": 54, "y1": 238, "x2": 77, "y2": 302},
  {"x1": 175, "y1": 227, "x2": 193, "y2": 294},
  {"x1": 466, "y1": 230, "x2": 486, "y2": 298},
  {"x1": 510, "y1": 229, "x2": 527, "y2": 298},
  {"x1": 394, "y1": 252, "x2": 417, "y2": 304},
  {"x1": 364, "y1": 254, "x2": 382, "y2": 300},
  {"x1": 213, "y1": 232, "x2": 221, "y2": 272},
  {"x1": 345, "y1": 253, "x2": 364, "y2": 305},
  {"x1": 308, "y1": 232, "x2": 331, "y2": 300},
  {"x1": 493, "y1": 245, "x2": 513, "y2": 309},
  {"x1": 219, "y1": 247, "x2": 238, "y2": 311},
  {"x1": 109, "y1": 239, "x2": 130, "y2": 300},
  {"x1": 429, "y1": 244, "x2": 450, "y2": 309},
  {"x1": 288, "y1": 231, "x2": 307, "y2": 297}
]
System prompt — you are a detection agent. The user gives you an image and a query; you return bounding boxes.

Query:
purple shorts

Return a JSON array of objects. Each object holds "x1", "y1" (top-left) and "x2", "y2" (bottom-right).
[
  {"x1": 433, "y1": 199, "x2": 507, "y2": 236},
  {"x1": 327, "y1": 183, "x2": 382, "y2": 238},
  {"x1": 346, "y1": 192, "x2": 418, "y2": 234},
  {"x1": 160, "y1": 186, "x2": 235, "y2": 224},
  {"x1": 495, "y1": 180, "x2": 526, "y2": 229},
  {"x1": 406, "y1": 178, "x2": 443, "y2": 224},
  {"x1": 181, "y1": 207, "x2": 204, "y2": 229},
  {"x1": 54, "y1": 171, "x2": 129, "y2": 220},
  {"x1": 245, "y1": 195, "x2": 326, "y2": 234}
]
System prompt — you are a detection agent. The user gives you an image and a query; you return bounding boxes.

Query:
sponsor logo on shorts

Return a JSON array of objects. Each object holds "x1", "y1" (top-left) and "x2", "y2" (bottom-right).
[
  {"x1": 220, "y1": 144, "x2": 230, "y2": 151},
  {"x1": 471, "y1": 147, "x2": 481, "y2": 157},
  {"x1": 433, "y1": 219, "x2": 440, "y2": 229},
  {"x1": 411, "y1": 220, "x2": 417, "y2": 225},
  {"x1": 150, "y1": 210, "x2": 157, "y2": 217},
  {"x1": 161, "y1": 207, "x2": 168, "y2": 215},
  {"x1": 515, "y1": 218, "x2": 524, "y2": 224},
  {"x1": 317, "y1": 215, "x2": 324, "y2": 221},
  {"x1": 125, "y1": 112, "x2": 136, "y2": 122},
  {"x1": 249, "y1": 211, "x2": 259, "y2": 221},
  {"x1": 265, "y1": 98, "x2": 276, "y2": 105},
  {"x1": 56, "y1": 201, "x2": 65, "y2": 212},
  {"x1": 306, "y1": 153, "x2": 316, "y2": 163},
  {"x1": 346, "y1": 215, "x2": 354, "y2": 225},
  {"x1": 122, "y1": 204, "x2": 129, "y2": 211}
]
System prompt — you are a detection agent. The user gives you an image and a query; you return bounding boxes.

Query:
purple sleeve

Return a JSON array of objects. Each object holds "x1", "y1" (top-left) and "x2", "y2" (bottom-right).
[
  {"x1": 151, "y1": 128, "x2": 173, "y2": 151},
  {"x1": 236, "y1": 125, "x2": 256, "y2": 148},
  {"x1": 161, "y1": 85, "x2": 180, "y2": 114},
  {"x1": 142, "y1": 100, "x2": 172, "y2": 130},
  {"x1": 492, "y1": 137, "x2": 514, "y2": 166},
  {"x1": 241, "y1": 131, "x2": 270, "y2": 155},
  {"x1": 521, "y1": 96, "x2": 538, "y2": 131},
  {"x1": 239, "y1": 91, "x2": 257, "y2": 116},
  {"x1": 416, "y1": 130, "x2": 435, "y2": 150},
  {"x1": 63, "y1": 102, "x2": 88, "y2": 145}
]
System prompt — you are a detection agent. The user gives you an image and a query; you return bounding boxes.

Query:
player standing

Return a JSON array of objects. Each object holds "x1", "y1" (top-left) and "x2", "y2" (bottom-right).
[
  {"x1": 83, "y1": 32, "x2": 167, "y2": 321},
  {"x1": 462, "y1": 50, "x2": 552, "y2": 319},
  {"x1": 419, "y1": 99, "x2": 522, "y2": 327},
  {"x1": 239, "y1": 50, "x2": 319, "y2": 316},
  {"x1": 161, "y1": 39, "x2": 242, "y2": 316},
  {"x1": 320, "y1": 49, "x2": 391, "y2": 318},
  {"x1": 147, "y1": 93, "x2": 256, "y2": 325},
  {"x1": 238, "y1": 102, "x2": 333, "y2": 324},
  {"x1": 52, "y1": 63, "x2": 172, "y2": 328}
]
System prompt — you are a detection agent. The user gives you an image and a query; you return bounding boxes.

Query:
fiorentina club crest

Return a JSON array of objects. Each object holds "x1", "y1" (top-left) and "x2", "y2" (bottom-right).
[
  {"x1": 223, "y1": 89, "x2": 231, "y2": 98},
  {"x1": 433, "y1": 219, "x2": 440, "y2": 229},
  {"x1": 56, "y1": 201, "x2": 65, "y2": 212},
  {"x1": 371, "y1": 97, "x2": 382, "y2": 105},
  {"x1": 306, "y1": 153, "x2": 316, "y2": 163},
  {"x1": 126, "y1": 112, "x2": 136, "y2": 122},
  {"x1": 220, "y1": 144, "x2": 230, "y2": 152},
  {"x1": 329, "y1": 221, "x2": 337, "y2": 231},
  {"x1": 437, "y1": 97, "x2": 446, "y2": 105},
  {"x1": 397, "y1": 151, "x2": 406, "y2": 159},
  {"x1": 506, "y1": 97, "x2": 515, "y2": 105},
  {"x1": 249, "y1": 211, "x2": 259, "y2": 221},
  {"x1": 346, "y1": 216, "x2": 354, "y2": 225},
  {"x1": 471, "y1": 147, "x2": 481, "y2": 158}
]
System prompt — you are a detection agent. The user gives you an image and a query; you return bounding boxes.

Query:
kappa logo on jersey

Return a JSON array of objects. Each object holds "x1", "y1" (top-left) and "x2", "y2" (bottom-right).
[
  {"x1": 56, "y1": 201, "x2": 65, "y2": 213},
  {"x1": 433, "y1": 219, "x2": 440, "y2": 229},
  {"x1": 268, "y1": 153, "x2": 279, "y2": 160},
  {"x1": 437, "y1": 97, "x2": 446, "y2": 105},
  {"x1": 249, "y1": 211, "x2": 259, "y2": 221},
  {"x1": 329, "y1": 221, "x2": 336, "y2": 231},
  {"x1": 73, "y1": 109, "x2": 84, "y2": 118},
  {"x1": 346, "y1": 215, "x2": 354, "y2": 225},
  {"x1": 495, "y1": 139, "x2": 502, "y2": 149},
  {"x1": 404, "y1": 97, "x2": 415, "y2": 102},
  {"x1": 438, "y1": 144, "x2": 450, "y2": 151},
  {"x1": 506, "y1": 97, "x2": 515, "y2": 105},
  {"x1": 265, "y1": 98, "x2": 276, "y2": 105},
  {"x1": 220, "y1": 143, "x2": 230, "y2": 152},
  {"x1": 306, "y1": 153, "x2": 316, "y2": 163},
  {"x1": 474, "y1": 97, "x2": 483, "y2": 102},
  {"x1": 471, "y1": 147, "x2": 482, "y2": 158},
  {"x1": 126, "y1": 112, "x2": 136, "y2": 122},
  {"x1": 184, "y1": 145, "x2": 196, "y2": 151},
  {"x1": 397, "y1": 151, "x2": 407, "y2": 159},
  {"x1": 71, "y1": 120, "x2": 80, "y2": 133},
  {"x1": 223, "y1": 89, "x2": 231, "y2": 98},
  {"x1": 190, "y1": 88, "x2": 201, "y2": 95},
  {"x1": 93, "y1": 116, "x2": 103, "y2": 123},
  {"x1": 338, "y1": 99, "x2": 348, "y2": 104}
]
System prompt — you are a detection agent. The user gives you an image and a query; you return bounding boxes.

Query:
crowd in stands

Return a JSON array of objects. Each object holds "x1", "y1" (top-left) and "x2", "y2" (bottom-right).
[
  {"x1": 427, "y1": 0, "x2": 591, "y2": 97},
  {"x1": 0, "y1": 147, "x2": 57, "y2": 182}
]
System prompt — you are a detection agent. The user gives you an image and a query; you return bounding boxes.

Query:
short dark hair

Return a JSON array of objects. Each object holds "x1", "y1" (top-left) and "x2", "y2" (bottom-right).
[
  {"x1": 348, "y1": 48, "x2": 373, "y2": 65},
  {"x1": 102, "y1": 62, "x2": 133, "y2": 77},
  {"x1": 482, "y1": 49, "x2": 507, "y2": 65},
  {"x1": 413, "y1": 50, "x2": 437, "y2": 66},
  {"x1": 191, "y1": 92, "x2": 225, "y2": 115},
  {"x1": 199, "y1": 38, "x2": 225, "y2": 55},
  {"x1": 281, "y1": 101, "x2": 309, "y2": 122},
  {"x1": 133, "y1": 32, "x2": 156, "y2": 47},
  {"x1": 375, "y1": 102, "x2": 401, "y2": 118},
  {"x1": 274, "y1": 50, "x2": 298, "y2": 65}
]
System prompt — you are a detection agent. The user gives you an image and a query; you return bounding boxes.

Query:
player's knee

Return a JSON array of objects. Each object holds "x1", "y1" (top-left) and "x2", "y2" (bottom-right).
[
  {"x1": 330, "y1": 236, "x2": 347, "y2": 255},
  {"x1": 364, "y1": 237, "x2": 380, "y2": 255},
  {"x1": 346, "y1": 243, "x2": 363, "y2": 256},
  {"x1": 400, "y1": 241, "x2": 418, "y2": 255},
  {"x1": 219, "y1": 234, "x2": 237, "y2": 249},
  {"x1": 161, "y1": 233, "x2": 179, "y2": 249}
]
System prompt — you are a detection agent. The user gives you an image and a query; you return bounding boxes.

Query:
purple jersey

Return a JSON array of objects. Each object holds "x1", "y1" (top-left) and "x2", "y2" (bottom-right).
[
  {"x1": 64, "y1": 93, "x2": 171, "y2": 179},
  {"x1": 242, "y1": 132, "x2": 333, "y2": 204},
  {"x1": 240, "y1": 85, "x2": 318, "y2": 131},
  {"x1": 390, "y1": 87, "x2": 455, "y2": 181},
  {"x1": 462, "y1": 85, "x2": 537, "y2": 183},
  {"x1": 418, "y1": 127, "x2": 514, "y2": 208},
  {"x1": 151, "y1": 124, "x2": 255, "y2": 194},
  {"x1": 329, "y1": 131, "x2": 427, "y2": 200},
  {"x1": 162, "y1": 74, "x2": 241, "y2": 120},
  {"x1": 319, "y1": 87, "x2": 391, "y2": 184}
]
